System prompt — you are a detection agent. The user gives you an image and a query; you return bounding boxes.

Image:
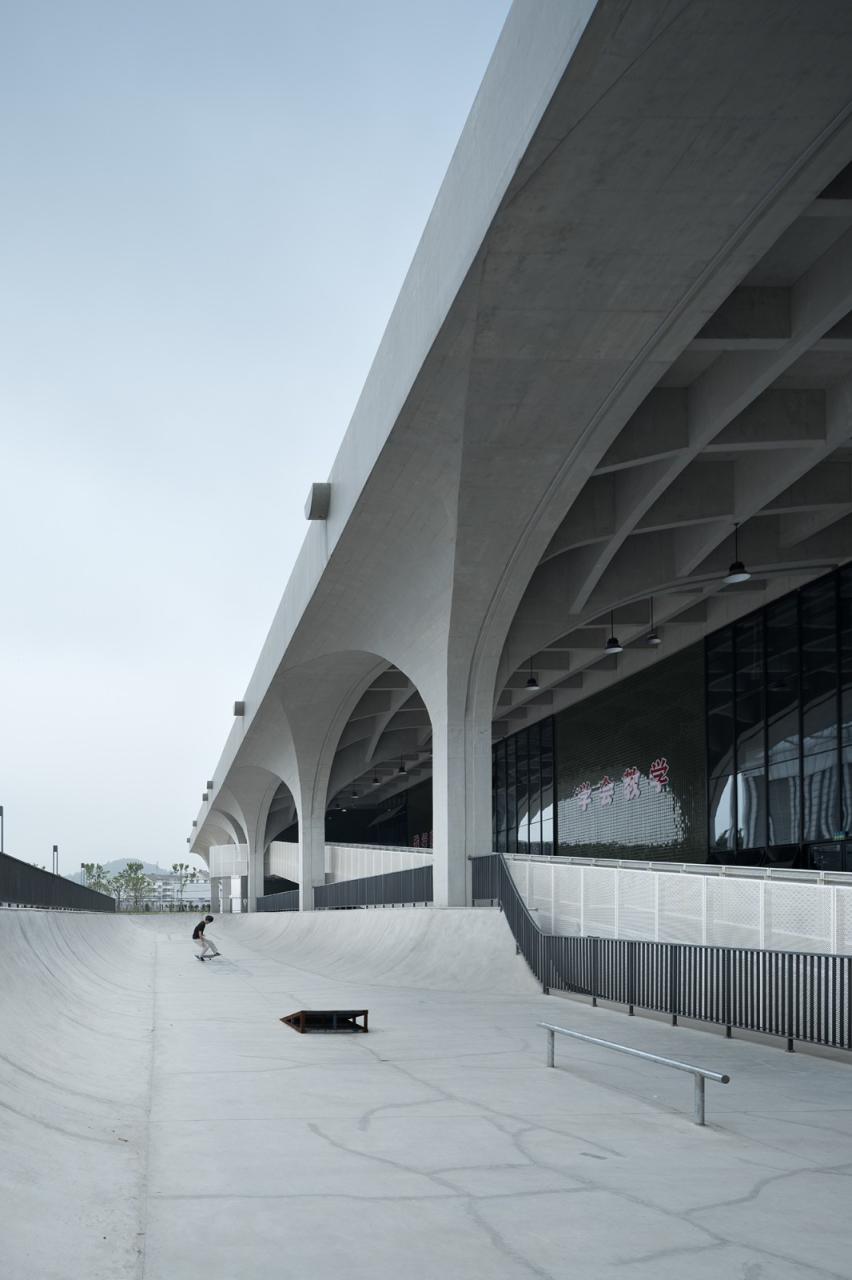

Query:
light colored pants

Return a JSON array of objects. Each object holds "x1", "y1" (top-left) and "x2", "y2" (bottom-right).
[{"x1": 195, "y1": 936, "x2": 218, "y2": 957}]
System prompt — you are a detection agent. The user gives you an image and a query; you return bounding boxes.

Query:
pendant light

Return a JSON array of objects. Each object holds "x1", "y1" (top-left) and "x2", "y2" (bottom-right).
[
  {"x1": 605, "y1": 610, "x2": 623, "y2": 655},
  {"x1": 646, "y1": 597, "x2": 661, "y2": 647},
  {"x1": 398, "y1": 758, "x2": 407, "y2": 776},
  {"x1": 724, "y1": 522, "x2": 751, "y2": 585},
  {"x1": 525, "y1": 657, "x2": 539, "y2": 689},
  {"x1": 371, "y1": 775, "x2": 379, "y2": 786}
]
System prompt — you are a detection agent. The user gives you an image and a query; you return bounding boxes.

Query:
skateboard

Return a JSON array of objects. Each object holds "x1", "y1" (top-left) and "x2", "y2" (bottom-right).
[{"x1": 196, "y1": 953, "x2": 222, "y2": 961}]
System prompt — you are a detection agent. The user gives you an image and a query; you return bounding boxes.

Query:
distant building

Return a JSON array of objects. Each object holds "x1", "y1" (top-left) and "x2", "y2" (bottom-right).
[{"x1": 148, "y1": 870, "x2": 210, "y2": 908}]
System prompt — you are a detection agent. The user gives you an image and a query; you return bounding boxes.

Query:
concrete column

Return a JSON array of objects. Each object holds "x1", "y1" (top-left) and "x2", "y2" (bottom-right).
[
  {"x1": 246, "y1": 844, "x2": 265, "y2": 911},
  {"x1": 297, "y1": 793, "x2": 326, "y2": 911},
  {"x1": 431, "y1": 712, "x2": 492, "y2": 908}
]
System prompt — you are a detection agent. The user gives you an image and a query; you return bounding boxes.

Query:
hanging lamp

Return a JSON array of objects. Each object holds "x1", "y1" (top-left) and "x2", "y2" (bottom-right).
[
  {"x1": 605, "y1": 610, "x2": 623, "y2": 655},
  {"x1": 724, "y1": 522, "x2": 751, "y2": 585}
]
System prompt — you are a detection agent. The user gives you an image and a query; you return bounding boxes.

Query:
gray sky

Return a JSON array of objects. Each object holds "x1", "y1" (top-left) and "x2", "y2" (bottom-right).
[{"x1": 0, "y1": 0, "x2": 510, "y2": 874}]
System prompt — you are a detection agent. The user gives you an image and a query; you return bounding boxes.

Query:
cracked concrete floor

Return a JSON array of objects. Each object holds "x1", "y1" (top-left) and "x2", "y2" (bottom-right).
[{"x1": 2, "y1": 908, "x2": 850, "y2": 1279}]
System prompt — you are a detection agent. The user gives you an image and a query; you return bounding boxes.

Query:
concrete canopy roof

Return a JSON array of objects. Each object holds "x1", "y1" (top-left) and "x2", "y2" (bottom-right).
[{"x1": 192, "y1": 1, "x2": 852, "y2": 851}]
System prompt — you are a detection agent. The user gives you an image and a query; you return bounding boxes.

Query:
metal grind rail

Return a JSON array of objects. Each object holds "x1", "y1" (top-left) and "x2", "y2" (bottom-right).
[{"x1": 540, "y1": 1022, "x2": 730, "y2": 1126}]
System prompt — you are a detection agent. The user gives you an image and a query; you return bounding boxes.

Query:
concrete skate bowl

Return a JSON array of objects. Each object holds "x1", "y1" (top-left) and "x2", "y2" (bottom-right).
[
  {"x1": 0, "y1": 910, "x2": 154, "y2": 1280},
  {"x1": 225, "y1": 907, "x2": 538, "y2": 994}
]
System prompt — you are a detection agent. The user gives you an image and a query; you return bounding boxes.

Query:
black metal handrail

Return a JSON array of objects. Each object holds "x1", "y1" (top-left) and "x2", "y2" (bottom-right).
[
  {"x1": 315, "y1": 864, "x2": 432, "y2": 910},
  {"x1": 0, "y1": 852, "x2": 116, "y2": 913},
  {"x1": 473, "y1": 853, "x2": 852, "y2": 1053},
  {"x1": 257, "y1": 888, "x2": 300, "y2": 912},
  {"x1": 256, "y1": 865, "x2": 434, "y2": 912}
]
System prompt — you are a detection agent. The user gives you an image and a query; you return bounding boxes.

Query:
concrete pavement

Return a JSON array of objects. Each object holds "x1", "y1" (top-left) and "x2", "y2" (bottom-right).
[{"x1": 2, "y1": 907, "x2": 851, "y2": 1278}]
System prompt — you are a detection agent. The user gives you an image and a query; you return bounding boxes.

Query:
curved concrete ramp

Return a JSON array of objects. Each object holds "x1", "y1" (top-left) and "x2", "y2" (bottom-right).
[
  {"x1": 0, "y1": 910, "x2": 154, "y2": 1280},
  {"x1": 228, "y1": 906, "x2": 539, "y2": 993},
  {"x1": 4, "y1": 905, "x2": 851, "y2": 1279}
]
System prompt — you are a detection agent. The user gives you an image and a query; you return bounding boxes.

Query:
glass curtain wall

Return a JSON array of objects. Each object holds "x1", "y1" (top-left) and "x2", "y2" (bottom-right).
[
  {"x1": 492, "y1": 719, "x2": 555, "y2": 855},
  {"x1": 706, "y1": 564, "x2": 852, "y2": 860}
]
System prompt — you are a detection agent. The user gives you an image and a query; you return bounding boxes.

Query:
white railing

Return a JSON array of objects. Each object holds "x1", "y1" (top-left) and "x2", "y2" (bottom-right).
[
  {"x1": 509, "y1": 852, "x2": 852, "y2": 885},
  {"x1": 266, "y1": 841, "x2": 432, "y2": 886},
  {"x1": 506, "y1": 854, "x2": 852, "y2": 955},
  {"x1": 209, "y1": 844, "x2": 248, "y2": 877},
  {"x1": 266, "y1": 842, "x2": 300, "y2": 883},
  {"x1": 325, "y1": 843, "x2": 431, "y2": 882}
]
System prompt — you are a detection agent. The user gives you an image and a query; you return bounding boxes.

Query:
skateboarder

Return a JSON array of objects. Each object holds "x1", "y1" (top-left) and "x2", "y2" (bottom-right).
[{"x1": 193, "y1": 915, "x2": 220, "y2": 961}]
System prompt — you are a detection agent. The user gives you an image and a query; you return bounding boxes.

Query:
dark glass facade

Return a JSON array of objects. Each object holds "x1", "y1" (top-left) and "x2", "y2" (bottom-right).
[
  {"x1": 554, "y1": 645, "x2": 707, "y2": 861},
  {"x1": 708, "y1": 564, "x2": 852, "y2": 861},
  {"x1": 492, "y1": 719, "x2": 555, "y2": 855},
  {"x1": 490, "y1": 564, "x2": 851, "y2": 869}
]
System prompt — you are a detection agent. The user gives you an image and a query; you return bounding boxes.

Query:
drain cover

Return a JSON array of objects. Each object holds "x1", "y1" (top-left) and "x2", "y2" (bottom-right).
[{"x1": 281, "y1": 1009, "x2": 369, "y2": 1034}]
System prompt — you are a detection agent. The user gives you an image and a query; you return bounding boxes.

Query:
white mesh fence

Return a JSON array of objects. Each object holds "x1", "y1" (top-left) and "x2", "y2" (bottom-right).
[
  {"x1": 507, "y1": 855, "x2": 852, "y2": 954},
  {"x1": 266, "y1": 842, "x2": 300, "y2": 883},
  {"x1": 264, "y1": 843, "x2": 433, "y2": 887},
  {"x1": 208, "y1": 844, "x2": 248, "y2": 878},
  {"x1": 326, "y1": 844, "x2": 432, "y2": 883}
]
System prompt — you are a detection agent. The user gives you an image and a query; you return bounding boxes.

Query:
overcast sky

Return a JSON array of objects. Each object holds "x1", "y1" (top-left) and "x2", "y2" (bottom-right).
[{"x1": 0, "y1": 0, "x2": 510, "y2": 874}]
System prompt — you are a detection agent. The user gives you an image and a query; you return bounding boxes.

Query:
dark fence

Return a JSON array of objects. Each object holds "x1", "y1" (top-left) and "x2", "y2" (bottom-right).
[
  {"x1": 0, "y1": 852, "x2": 116, "y2": 913},
  {"x1": 315, "y1": 864, "x2": 433, "y2": 910},
  {"x1": 256, "y1": 867, "x2": 433, "y2": 912},
  {"x1": 257, "y1": 889, "x2": 300, "y2": 912},
  {"x1": 473, "y1": 853, "x2": 852, "y2": 1053}
]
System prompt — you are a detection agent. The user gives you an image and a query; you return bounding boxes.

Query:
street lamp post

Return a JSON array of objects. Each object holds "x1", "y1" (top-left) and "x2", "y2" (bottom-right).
[
  {"x1": 52, "y1": 845, "x2": 58, "y2": 876},
  {"x1": 0, "y1": 804, "x2": 4, "y2": 855}
]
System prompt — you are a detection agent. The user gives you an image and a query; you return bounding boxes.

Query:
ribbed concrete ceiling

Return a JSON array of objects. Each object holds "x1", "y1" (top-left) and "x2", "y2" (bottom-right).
[
  {"x1": 494, "y1": 161, "x2": 852, "y2": 734},
  {"x1": 331, "y1": 163, "x2": 852, "y2": 807}
]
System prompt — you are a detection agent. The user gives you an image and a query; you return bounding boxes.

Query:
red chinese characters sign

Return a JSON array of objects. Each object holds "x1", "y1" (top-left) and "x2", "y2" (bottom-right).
[
  {"x1": 649, "y1": 758, "x2": 670, "y2": 793},
  {"x1": 574, "y1": 759, "x2": 670, "y2": 812},
  {"x1": 574, "y1": 782, "x2": 592, "y2": 812}
]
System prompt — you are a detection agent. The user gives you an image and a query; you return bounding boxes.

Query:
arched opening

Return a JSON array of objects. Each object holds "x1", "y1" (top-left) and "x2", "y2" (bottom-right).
[
  {"x1": 323, "y1": 664, "x2": 434, "y2": 857},
  {"x1": 263, "y1": 780, "x2": 299, "y2": 896}
]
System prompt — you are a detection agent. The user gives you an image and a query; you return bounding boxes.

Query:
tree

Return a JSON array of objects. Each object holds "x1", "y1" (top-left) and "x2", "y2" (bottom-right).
[
  {"x1": 82, "y1": 862, "x2": 112, "y2": 895},
  {"x1": 111, "y1": 870, "x2": 128, "y2": 911},
  {"x1": 171, "y1": 862, "x2": 198, "y2": 908},
  {"x1": 120, "y1": 861, "x2": 153, "y2": 912}
]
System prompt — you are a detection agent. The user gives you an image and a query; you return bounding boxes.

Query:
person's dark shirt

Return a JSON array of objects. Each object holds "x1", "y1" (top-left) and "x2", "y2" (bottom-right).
[{"x1": 192, "y1": 921, "x2": 206, "y2": 940}]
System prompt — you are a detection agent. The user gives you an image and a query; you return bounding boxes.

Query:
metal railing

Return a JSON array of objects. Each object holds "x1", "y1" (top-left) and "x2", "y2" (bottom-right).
[
  {"x1": 473, "y1": 853, "x2": 852, "y2": 1053},
  {"x1": 540, "y1": 1022, "x2": 730, "y2": 1125},
  {"x1": 257, "y1": 888, "x2": 300, "y2": 912},
  {"x1": 507, "y1": 851, "x2": 852, "y2": 885},
  {"x1": 314, "y1": 864, "x2": 432, "y2": 910},
  {"x1": 257, "y1": 866, "x2": 434, "y2": 912},
  {"x1": 0, "y1": 852, "x2": 116, "y2": 913}
]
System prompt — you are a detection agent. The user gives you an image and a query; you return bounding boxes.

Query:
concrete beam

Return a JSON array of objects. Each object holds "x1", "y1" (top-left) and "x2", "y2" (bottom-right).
[
  {"x1": 567, "y1": 225, "x2": 852, "y2": 614},
  {"x1": 637, "y1": 460, "x2": 734, "y2": 532},
  {"x1": 594, "y1": 390, "x2": 688, "y2": 474},
  {"x1": 703, "y1": 389, "x2": 825, "y2": 452},
  {"x1": 691, "y1": 286, "x2": 791, "y2": 350}
]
